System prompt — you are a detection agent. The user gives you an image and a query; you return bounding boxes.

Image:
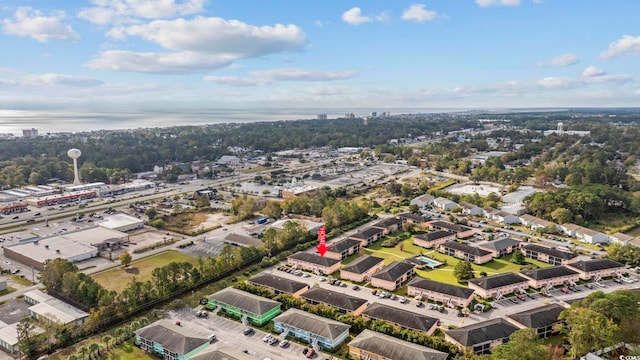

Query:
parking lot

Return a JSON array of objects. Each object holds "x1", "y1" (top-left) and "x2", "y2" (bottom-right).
[{"x1": 172, "y1": 308, "x2": 331, "y2": 360}]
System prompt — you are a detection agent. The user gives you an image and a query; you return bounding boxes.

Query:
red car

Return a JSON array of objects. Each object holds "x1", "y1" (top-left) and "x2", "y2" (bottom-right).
[{"x1": 306, "y1": 349, "x2": 316, "y2": 358}]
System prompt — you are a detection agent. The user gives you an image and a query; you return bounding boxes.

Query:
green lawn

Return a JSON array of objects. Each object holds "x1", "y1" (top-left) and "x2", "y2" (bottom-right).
[
  {"x1": 93, "y1": 250, "x2": 199, "y2": 292},
  {"x1": 365, "y1": 237, "x2": 552, "y2": 285}
]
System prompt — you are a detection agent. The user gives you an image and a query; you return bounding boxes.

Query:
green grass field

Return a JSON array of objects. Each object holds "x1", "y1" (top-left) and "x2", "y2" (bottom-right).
[
  {"x1": 93, "y1": 250, "x2": 199, "y2": 293},
  {"x1": 365, "y1": 237, "x2": 552, "y2": 285}
]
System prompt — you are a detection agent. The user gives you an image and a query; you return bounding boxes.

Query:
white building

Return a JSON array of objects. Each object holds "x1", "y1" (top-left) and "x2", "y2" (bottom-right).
[
  {"x1": 575, "y1": 227, "x2": 609, "y2": 244},
  {"x1": 100, "y1": 213, "x2": 144, "y2": 232},
  {"x1": 433, "y1": 197, "x2": 458, "y2": 211}
]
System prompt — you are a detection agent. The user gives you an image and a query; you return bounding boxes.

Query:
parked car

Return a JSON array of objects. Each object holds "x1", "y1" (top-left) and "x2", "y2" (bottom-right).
[
  {"x1": 399, "y1": 296, "x2": 407, "y2": 303},
  {"x1": 415, "y1": 301, "x2": 424, "y2": 308},
  {"x1": 279, "y1": 340, "x2": 289, "y2": 348},
  {"x1": 267, "y1": 337, "x2": 278, "y2": 345},
  {"x1": 560, "y1": 288, "x2": 570, "y2": 294},
  {"x1": 306, "y1": 349, "x2": 316, "y2": 358},
  {"x1": 243, "y1": 328, "x2": 254, "y2": 336},
  {"x1": 352, "y1": 285, "x2": 360, "y2": 290},
  {"x1": 371, "y1": 290, "x2": 377, "y2": 295}
]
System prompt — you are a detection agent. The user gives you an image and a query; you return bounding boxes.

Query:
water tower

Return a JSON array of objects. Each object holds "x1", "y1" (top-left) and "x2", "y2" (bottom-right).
[
  {"x1": 557, "y1": 122, "x2": 564, "y2": 133},
  {"x1": 67, "y1": 148, "x2": 82, "y2": 185}
]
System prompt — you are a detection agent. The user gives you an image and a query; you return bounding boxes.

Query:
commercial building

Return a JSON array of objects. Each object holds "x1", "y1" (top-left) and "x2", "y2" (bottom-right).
[
  {"x1": 325, "y1": 238, "x2": 361, "y2": 260},
  {"x1": 445, "y1": 318, "x2": 519, "y2": 354},
  {"x1": 273, "y1": 309, "x2": 350, "y2": 350},
  {"x1": 223, "y1": 233, "x2": 264, "y2": 248},
  {"x1": 248, "y1": 274, "x2": 309, "y2": 297},
  {"x1": 349, "y1": 329, "x2": 448, "y2": 360},
  {"x1": 468, "y1": 272, "x2": 529, "y2": 299},
  {"x1": 408, "y1": 278, "x2": 476, "y2": 308},
  {"x1": 135, "y1": 319, "x2": 211, "y2": 360},
  {"x1": 521, "y1": 243, "x2": 578, "y2": 266},
  {"x1": 507, "y1": 304, "x2": 566, "y2": 339},
  {"x1": 370, "y1": 261, "x2": 416, "y2": 291},
  {"x1": 29, "y1": 298, "x2": 89, "y2": 326},
  {"x1": 300, "y1": 287, "x2": 368, "y2": 315},
  {"x1": 361, "y1": 303, "x2": 439, "y2": 336},
  {"x1": 287, "y1": 252, "x2": 341, "y2": 275},
  {"x1": 438, "y1": 241, "x2": 493, "y2": 265},
  {"x1": 205, "y1": 287, "x2": 281, "y2": 326},
  {"x1": 99, "y1": 213, "x2": 144, "y2": 232},
  {"x1": 26, "y1": 190, "x2": 97, "y2": 207},
  {"x1": 340, "y1": 255, "x2": 385, "y2": 283}
]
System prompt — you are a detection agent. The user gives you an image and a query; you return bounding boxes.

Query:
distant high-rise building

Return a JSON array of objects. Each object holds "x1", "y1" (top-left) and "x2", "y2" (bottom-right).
[
  {"x1": 370, "y1": 111, "x2": 377, "y2": 117},
  {"x1": 22, "y1": 128, "x2": 38, "y2": 138},
  {"x1": 345, "y1": 112, "x2": 355, "y2": 119},
  {"x1": 317, "y1": 113, "x2": 328, "y2": 120}
]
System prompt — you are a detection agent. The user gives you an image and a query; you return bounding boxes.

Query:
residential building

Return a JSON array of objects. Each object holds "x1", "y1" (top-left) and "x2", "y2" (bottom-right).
[
  {"x1": 478, "y1": 238, "x2": 521, "y2": 258},
  {"x1": 519, "y1": 266, "x2": 580, "y2": 289},
  {"x1": 273, "y1": 308, "x2": 350, "y2": 350},
  {"x1": 325, "y1": 238, "x2": 361, "y2": 260},
  {"x1": 518, "y1": 214, "x2": 537, "y2": 227},
  {"x1": 482, "y1": 206, "x2": 499, "y2": 219},
  {"x1": 205, "y1": 287, "x2": 281, "y2": 326},
  {"x1": 370, "y1": 261, "x2": 416, "y2": 291},
  {"x1": 397, "y1": 212, "x2": 430, "y2": 227},
  {"x1": 410, "y1": 194, "x2": 435, "y2": 209},
  {"x1": 575, "y1": 227, "x2": 609, "y2": 244},
  {"x1": 0, "y1": 322, "x2": 44, "y2": 355},
  {"x1": 559, "y1": 223, "x2": 581, "y2": 237},
  {"x1": 521, "y1": 243, "x2": 579, "y2": 265},
  {"x1": 609, "y1": 232, "x2": 640, "y2": 246},
  {"x1": 491, "y1": 211, "x2": 520, "y2": 225},
  {"x1": 371, "y1": 217, "x2": 402, "y2": 234},
  {"x1": 361, "y1": 303, "x2": 439, "y2": 335},
  {"x1": 567, "y1": 259, "x2": 628, "y2": 281},
  {"x1": 438, "y1": 241, "x2": 493, "y2": 264},
  {"x1": 189, "y1": 346, "x2": 253, "y2": 360},
  {"x1": 408, "y1": 278, "x2": 476, "y2": 308},
  {"x1": 300, "y1": 287, "x2": 368, "y2": 315},
  {"x1": 427, "y1": 221, "x2": 477, "y2": 238},
  {"x1": 247, "y1": 274, "x2": 309, "y2": 298},
  {"x1": 349, "y1": 227, "x2": 385, "y2": 246},
  {"x1": 459, "y1": 202, "x2": 483, "y2": 216},
  {"x1": 413, "y1": 230, "x2": 457, "y2": 249},
  {"x1": 287, "y1": 252, "x2": 341, "y2": 275},
  {"x1": 135, "y1": 319, "x2": 210, "y2": 360},
  {"x1": 507, "y1": 304, "x2": 566, "y2": 339},
  {"x1": 349, "y1": 329, "x2": 448, "y2": 360},
  {"x1": 340, "y1": 255, "x2": 385, "y2": 283},
  {"x1": 468, "y1": 272, "x2": 530, "y2": 299},
  {"x1": 433, "y1": 197, "x2": 458, "y2": 211},
  {"x1": 445, "y1": 318, "x2": 519, "y2": 354}
]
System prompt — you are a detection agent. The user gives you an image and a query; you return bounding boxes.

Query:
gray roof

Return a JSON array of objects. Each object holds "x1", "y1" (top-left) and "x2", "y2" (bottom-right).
[
  {"x1": 248, "y1": 274, "x2": 308, "y2": 294},
  {"x1": 429, "y1": 221, "x2": 473, "y2": 234},
  {"x1": 414, "y1": 231, "x2": 456, "y2": 242},
  {"x1": 521, "y1": 243, "x2": 578, "y2": 260},
  {"x1": 301, "y1": 287, "x2": 367, "y2": 311},
  {"x1": 397, "y1": 212, "x2": 430, "y2": 223},
  {"x1": 208, "y1": 287, "x2": 281, "y2": 315},
  {"x1": 350, "y1": 329, "x2": 448, "y2": 360},
  {"x1": 371, "y1": 261, "x2": 415, "y2": 281},
  {"x1": 445, "y1": 318, "x2": 519, "y2": 347},
  {"x1": 440, "y1": 241, "x2": 491, "y2": 257},
  {"x1": 478, "y1": 238, "x2": 521, "y2": 252},
  {"x1": 327, "y1": 238, "x2": 361, "y2": 254},
  {"x1": 135, "y1": 319, "x2": 209, "y2": 355},
  {"x1": 408, "y1": 278, "x2": 475, "y2": 299},
  {"x1": 189, "y1": 346, "x2": 253, "y2": 360},
  {"x1": 274, "y1": 308, "x2": 350, "y2": 340},
  {"x1": 288, "y1": 252, "x2": 340, "y2": 267},
  {"x1": 362, "y1": 303, "x2": 438, "y2": 332},
  {"x1": 468, "y1": 272, "x2": 528, "y2": 290},
  {"x1": 520, "y1": 266, "x2": 578, "y2": 281},
  {"x1": 373, "y1": 217, "x2": 403, "y2": 229},
  {"x1": 567, "y1": 259, "x2": 626, "y2": 272},
  {"x1": 341, "y1": 255, "x2": 385, "y2": 275},
  {"x1": 350, "y1": 227, "x2": 384, "y2": 239},
  {"x1": 508, "y1": 304, "x2": 566, "y2": 329},
  {"x1": 223, "y1": 233, "x2": 264, "y2": 248}
]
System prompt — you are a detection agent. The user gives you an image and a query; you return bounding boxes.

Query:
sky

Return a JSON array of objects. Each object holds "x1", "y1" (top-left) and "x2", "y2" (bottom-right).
[{"x1": 0, "y1": 0, "x2": 639, "y2": 111}]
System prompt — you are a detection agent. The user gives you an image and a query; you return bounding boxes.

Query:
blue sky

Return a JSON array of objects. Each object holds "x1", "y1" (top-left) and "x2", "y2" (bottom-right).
[{"x1": 0, "y1": 0, "x2": 639, "y2": 110}]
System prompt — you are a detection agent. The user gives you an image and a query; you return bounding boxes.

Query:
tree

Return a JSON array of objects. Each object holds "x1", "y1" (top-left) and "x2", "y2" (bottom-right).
[
  {"x1": 408, "y1": 204, "x2": 420, "y2": 214},
  {"x1": 17, "y1": 317, "x2": 39, "y2": 359},
  {"x1": 144, "y1": 207, "x2": 157, "y2": 220},
  {"x1": 101, "y1": 335, "x2": 113, "y2": 351},
  {"x1": 262, "y1": 201, "x2": 283, "y2": 219},
  {"x1": 511, "y1": 249, "x2": 526, "y2": 265},
  {"x1": 491, "y1": 328, "x2": 546, "y2": 360},
  {"x1": 607, "y1": 243, "x2": 640, "y2": 266},
  {"x1": 559, "y1": 307, "x2": 619, "y2": 358},
  {"x1": 119, "y1": 252, "x2": 132, "y2": 268},
  {"x1": 550, "y1": 207, "x2": 573, "y2": 225},
  {"x1": 453, "y1": 261, "x2": 475, "y2": 283}
]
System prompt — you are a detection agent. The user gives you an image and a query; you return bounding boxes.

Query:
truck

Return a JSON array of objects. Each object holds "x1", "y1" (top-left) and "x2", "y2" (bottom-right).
[{"x1": 256, "y1": 217, "x2": 268, "y2": 225}]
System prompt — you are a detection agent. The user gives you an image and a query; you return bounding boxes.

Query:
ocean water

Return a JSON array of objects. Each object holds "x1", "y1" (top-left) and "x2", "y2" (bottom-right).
[{"x1": 0, "y1": 107, "x2": 469, "y2": 135}]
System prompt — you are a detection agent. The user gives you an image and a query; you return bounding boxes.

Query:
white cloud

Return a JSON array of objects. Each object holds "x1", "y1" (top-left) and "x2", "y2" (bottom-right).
[
  {"x1": 109, "y1": 17, "x2": 306, "y2": 57},
  {"x1": 2, "y1": 7, "x2": 80, "y2": 42},
  {"x1": 600, "y1": 35, "x2": 640, "y2": 59},
  {"x1": 78, "y1": 0, "x2": 205, "y2": 25},
  {"x1": 475, "y1": 0, "x2": 520, "y2": 7},
  {"x1": 538, "y1": 53, "x2": 579, "y2": 67},
  {"x1": 0, "y1": 72, "x2": 103, "y2": 87},
  {"x1": 402, "y1": 4, "x2": 438, "y2": 22},
  {"x1": 251, "y1": 68, "x2": 356, "y2": 81},
  {"x1": 342, "y1": 7, "x2": 372, "y2": 25},
  {"x1": 85, "y1": 50, "x2": 236, "y2": 73},
  {"x1": 204, "y1": 68, "x2": 357, "y2": 86},
  {"x1": 537, "y1": 76, "x2": 580, "y2": 89},
  {"x1": 582, "y1": 65, "x2": 606, "y2": 78}
]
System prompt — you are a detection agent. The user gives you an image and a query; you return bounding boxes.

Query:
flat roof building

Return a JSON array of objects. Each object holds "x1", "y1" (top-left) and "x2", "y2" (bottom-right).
[{"x1": 99, "y1": 213, "x2": 144, "y2": 232}]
